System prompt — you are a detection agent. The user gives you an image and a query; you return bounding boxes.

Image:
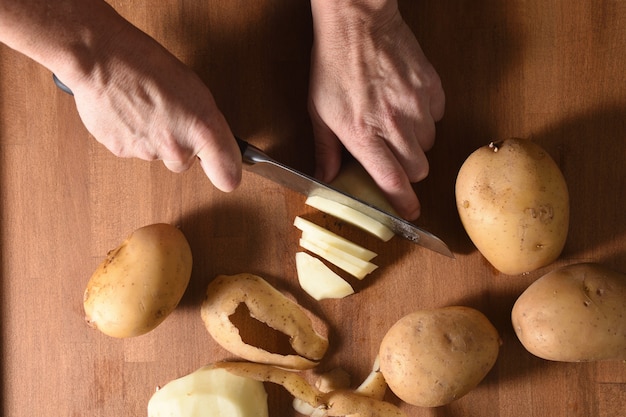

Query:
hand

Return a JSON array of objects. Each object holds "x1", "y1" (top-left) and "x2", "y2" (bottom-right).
[
  {"x1": 66, "y1": 21, "x2": 242, "y2": 192},
  {"x1": 309, "y1": 0, "x2": 445, "y2": 220},
  {"x1": 0, "y1": 0, "x2": 242, "y2": 192}
]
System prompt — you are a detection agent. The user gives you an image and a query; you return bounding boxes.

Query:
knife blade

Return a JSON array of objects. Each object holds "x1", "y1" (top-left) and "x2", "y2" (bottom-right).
[
  {"x1": 51, "y1": 74, "x2": 453, "y2": 258},
  {"x1": 237, "y1": 138, "x2": 454, "y2": 258}
]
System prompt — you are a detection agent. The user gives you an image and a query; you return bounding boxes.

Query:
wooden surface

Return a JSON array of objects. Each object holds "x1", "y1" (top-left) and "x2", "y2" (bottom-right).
[{"x1": 1, "y1": 1, "x2": 625, "y2": 416}]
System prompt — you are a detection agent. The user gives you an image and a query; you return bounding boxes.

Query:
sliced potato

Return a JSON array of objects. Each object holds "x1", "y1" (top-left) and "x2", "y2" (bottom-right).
[
  {"x1": 294, "y1": 216, "x2": 377, "y2": 261},
  {"x1": 299, "y1": 238, "x2": 378, "y2": 280},
  {"x1": 201, "y1": 274, "x2": 328, "y2": 370},
  {"x1": 305, "y1": 195, "x2": 394, "y2": 241},
  {"x1": 330, "y1": 159, "x2": 399, "y2": 216},
  {"x1": 296, "y1": 252, "x2": 355, "y2": 300}
]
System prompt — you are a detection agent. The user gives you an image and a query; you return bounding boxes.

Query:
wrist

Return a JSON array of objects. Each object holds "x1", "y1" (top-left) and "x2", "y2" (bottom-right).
[
  {"x1": 0, "y1": 0, "x2": 131, "y2": 90},
  {"x1": 310, "y1": 0, "x2": 400, "y2": 43}
]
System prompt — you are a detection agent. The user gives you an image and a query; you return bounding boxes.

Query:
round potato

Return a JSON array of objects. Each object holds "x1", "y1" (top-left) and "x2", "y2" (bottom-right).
[
  {"x1": 379, "y1": 306, "x2": 500, "y2": 407},
  {"x1": 512, "y1": 262, "x2": 626, "y2": 362},
  {"x1": 455, "y1": 138, "x2": 569, "y2": 275},
  {"x1": 83, "y1": 223, "x2": 192, "y2": 338}
]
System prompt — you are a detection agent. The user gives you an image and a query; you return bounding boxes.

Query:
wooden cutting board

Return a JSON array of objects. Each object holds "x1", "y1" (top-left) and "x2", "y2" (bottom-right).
[{"x1": 1, "y1": 1, "x2": 624, "y2": 416}]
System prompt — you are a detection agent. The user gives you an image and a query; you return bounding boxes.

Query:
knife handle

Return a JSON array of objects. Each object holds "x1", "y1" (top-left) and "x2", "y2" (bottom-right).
[
  {"x1": 235, "y1": 136, "x2": 249, "y2": 157},
  {"x1": 53, "y1": 73, "x2": 74, "y2": 95},
  {"x1": 235, "y1": 137, "x2": 269, "y2": 166}
]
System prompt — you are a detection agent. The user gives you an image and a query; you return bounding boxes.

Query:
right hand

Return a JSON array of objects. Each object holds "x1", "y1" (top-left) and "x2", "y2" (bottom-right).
[{"x1": 60, "y1": 13, "x2": 242, "y2": 192}]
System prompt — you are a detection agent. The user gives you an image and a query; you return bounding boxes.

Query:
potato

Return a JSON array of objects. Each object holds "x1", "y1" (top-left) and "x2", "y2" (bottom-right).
[
  {"x1": 512, "y1": 262, "x2": 626, "y2": 362},
  {"x1": 455, "y1": 138, "x2": 569, "y2": 275},
  {"x1": 147, "y1": 365, "x2": 268, "y2": 417},
  {"x1": 305, "y1": 195, "x2": 395, "y2": 241},
  {"x1": 299, "y1": 237, "x2": 378, "y2": 280},
  {"x1": 295, "y1": 252, "x2": 355, "y2": 301},
  {"x1": 330, "y1": 159, "x2": 398, "y2": 216},
  {"x1": 83, "y1": 223, "x2": 192, "y2": 338},
  {"x1": 379, "y1": 306, "x2": 500, "y2": 407},
  {"x1": 294, "y1": 216, "x2": 377, "y2": 261}
]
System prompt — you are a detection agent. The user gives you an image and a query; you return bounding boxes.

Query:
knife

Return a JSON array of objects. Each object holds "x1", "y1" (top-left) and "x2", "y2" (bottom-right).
[
  {"x1": 52, "y1": 74, "x2": 453, "y2": 257},
  {"x1": 237, "y1": 138, "x2": 453, "y2": 258}
]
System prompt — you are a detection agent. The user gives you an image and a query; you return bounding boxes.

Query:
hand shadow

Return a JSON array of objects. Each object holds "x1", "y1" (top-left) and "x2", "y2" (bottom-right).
[{"x1": 159, "y1": 1, "x2": 316, "y2": 173}]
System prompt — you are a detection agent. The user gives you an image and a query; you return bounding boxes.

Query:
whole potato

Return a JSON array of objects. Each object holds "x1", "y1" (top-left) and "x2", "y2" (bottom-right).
[
  {"x1": 379, "y1": 306, "x2": 500, "y2": 407},
  {"x1": 512, "y1": 263, "x2": 626, "y2": 362},
  {"x1": 455, "y1": 138, "x2": 569, "y2": 275},
  {"x1": 83, "y1": 223, "x2": 192, "y2": 338}
]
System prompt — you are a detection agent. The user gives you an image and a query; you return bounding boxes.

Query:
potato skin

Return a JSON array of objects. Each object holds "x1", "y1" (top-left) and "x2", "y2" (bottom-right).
[
  {"x1": 83, "y1": 223, "x2": 192, "y2": 338},
  {"x1": 378, "y1": 306, "x2": 500, "y2": 407},
  {"x1": 512, "y1": 263, "x2": 626, "y2": 362},
  {"x1": 455, "y1": 138, "x2": 569, "y2": 275}
]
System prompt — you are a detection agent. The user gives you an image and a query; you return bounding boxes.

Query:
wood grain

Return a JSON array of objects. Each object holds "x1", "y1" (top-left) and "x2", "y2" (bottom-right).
[{"x1": 1, "y1": 1, "x2": 625, "y2": 416}]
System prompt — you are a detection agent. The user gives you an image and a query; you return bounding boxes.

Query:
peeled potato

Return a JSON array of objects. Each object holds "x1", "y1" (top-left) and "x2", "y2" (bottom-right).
[
  {"x1": 83, "y1": 223, "x2": 192, "y2": 338},
  {"x1": 455, "y1": 139, "x2": 569, "y2": 275},
  {"x1": 379, "y1": 306, "x2": 500, "y2": 407},
  {"x1": 147, "y1": 365, "x2": 268, "y2": 417},
  {"x1": 330, "y1": 159, "x2": 398, "y2": 216}
]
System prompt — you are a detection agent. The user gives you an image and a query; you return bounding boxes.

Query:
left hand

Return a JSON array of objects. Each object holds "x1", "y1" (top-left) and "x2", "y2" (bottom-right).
[{"x1": 308, "y1": 0, "x2": 445, "y2": 220}]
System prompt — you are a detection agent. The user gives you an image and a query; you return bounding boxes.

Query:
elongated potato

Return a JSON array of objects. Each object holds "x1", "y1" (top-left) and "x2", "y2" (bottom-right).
[
  {"x1": 512, "y1": 263, "x2": 626, "y2": 361},
  {"x1": 83, "y1": 223, "x2": 192, "y2": 338},
  {"x1": 455, "y1": 139, "x2": 569, "y2": 275},
  {"x1": 201, "y1": 273, "x2": 329, "y2": 370}
]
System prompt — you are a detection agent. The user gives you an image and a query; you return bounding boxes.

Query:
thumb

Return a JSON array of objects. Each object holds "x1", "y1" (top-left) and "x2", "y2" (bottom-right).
[{"x1": 196, "y1": 133, "x2": 243, "y2": 192}]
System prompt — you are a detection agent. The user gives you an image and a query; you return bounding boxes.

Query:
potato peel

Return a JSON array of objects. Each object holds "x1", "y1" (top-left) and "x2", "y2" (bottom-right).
[
  {"x1": 216, "y1": 362, "x2": 406, "y2": 417},
  {"x1": 321, "y1": 390, "x2": 405, "y2": 417},
  {"x1": 201, "y1": 273, "x2": 329, "y2": 370},
  {"x1": 212, "y1": 361, "x2": 322, "y2": 407}
]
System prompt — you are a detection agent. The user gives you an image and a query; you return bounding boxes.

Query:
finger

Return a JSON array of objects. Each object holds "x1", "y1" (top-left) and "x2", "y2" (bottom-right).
[
  {"x1": 309, "y1": 104, "x2": 343, "y2": 183},
  {"x1": 428, "y1": 75, "x2": 446, "y2": 122},
  {"x1": 351, "y1": 142, "x2": 421, "y2": 221},
  {"x1": 383, "y1": 117, "x2": 432, "y2": 184},
  {"x1": 162, "y1": 156, "x2": 196, "y2": 173},
  {"x1": 196, "y1": 133, "x2": 243, "y2": 193}
]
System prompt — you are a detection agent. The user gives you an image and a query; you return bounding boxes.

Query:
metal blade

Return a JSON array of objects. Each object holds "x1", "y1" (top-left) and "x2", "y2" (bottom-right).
[{"x1": 240, "y1": 139, "x2": 454, "y2": 258}]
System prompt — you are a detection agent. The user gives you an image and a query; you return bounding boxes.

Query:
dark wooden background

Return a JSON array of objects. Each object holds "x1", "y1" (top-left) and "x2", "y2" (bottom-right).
[{"x1": 1, "y1": 1, "x2": 625, "y2": 416}]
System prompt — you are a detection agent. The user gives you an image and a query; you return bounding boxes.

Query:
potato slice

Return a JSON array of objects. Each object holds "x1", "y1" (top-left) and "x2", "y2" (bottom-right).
[
  {"x1": 299, "y1": 238, "x2": 378, "y2": 280},
  {"x1": 147, "y1": 365, "x2": 268, "y2": 417},
  {"x1": 201, "y1": 274, "x2": 328, "y2": 370},
  {"x1": 294, "y1": 216, "x2": 377, "y2": 261},
  {"x1": 305, "y1": 196, "x2": 394, "y2": 241},
  {"x1": 296, "y1": 252, "x2": 355, "y2": 300}
]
